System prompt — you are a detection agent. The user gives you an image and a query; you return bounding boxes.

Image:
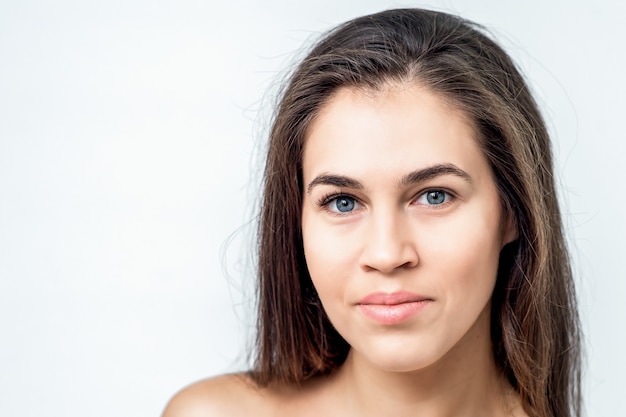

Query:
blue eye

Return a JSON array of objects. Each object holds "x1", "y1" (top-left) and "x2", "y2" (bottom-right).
[
  {"x1": 417, "y1": 190, "x2": 451, "y2": 205},
  {"x1": 330, "y1": 196, "x2": 356, "y2": 213}
]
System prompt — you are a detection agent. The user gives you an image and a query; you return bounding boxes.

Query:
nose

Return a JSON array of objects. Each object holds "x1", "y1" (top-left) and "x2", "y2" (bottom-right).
[{"x1": 359, "y1": 209, "x2": 419, "y2": 274}]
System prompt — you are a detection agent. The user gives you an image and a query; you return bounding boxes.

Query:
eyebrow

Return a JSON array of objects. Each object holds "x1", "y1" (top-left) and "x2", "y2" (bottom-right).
[
  {"x1": 399, "y1": 163, "x2": 472, "y2": 186},
  {"x1": 307, "y1": 174, "x2": 364, "y2": 194},
  {"x1": 306, "y1": 163, "x2": 472, "y2": 194}
]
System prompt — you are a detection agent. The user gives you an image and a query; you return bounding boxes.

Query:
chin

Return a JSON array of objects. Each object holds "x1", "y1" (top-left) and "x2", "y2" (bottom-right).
[{"x1": 351, "y1": 338, "x2": 450, "y2": 374}]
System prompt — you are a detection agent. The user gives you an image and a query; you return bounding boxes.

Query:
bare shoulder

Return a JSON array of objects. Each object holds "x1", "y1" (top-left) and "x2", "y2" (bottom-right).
[{"x1": 161, "y1": 373, "x2": 272, "y2": 417}]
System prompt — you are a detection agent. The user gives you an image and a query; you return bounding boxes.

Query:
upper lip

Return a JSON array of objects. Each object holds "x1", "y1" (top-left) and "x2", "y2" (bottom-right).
[{"x1": 357, "y1": 291, "x2": 432, "y2": 305}]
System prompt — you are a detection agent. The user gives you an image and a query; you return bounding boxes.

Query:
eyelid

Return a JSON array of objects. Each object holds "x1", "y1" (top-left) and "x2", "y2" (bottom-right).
[
  {"x1": 316, "y1": 192, "x2": 363, "y2": 215},
  {"x1": 413, "y1": 188, "x2": 455, "y2": 206},
  {"x1": 314, "y1": 187, "x2": 456, "y2": 213}
]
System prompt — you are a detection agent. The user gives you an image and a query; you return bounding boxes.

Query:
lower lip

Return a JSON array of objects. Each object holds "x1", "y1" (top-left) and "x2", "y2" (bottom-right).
[{"x1": 358, "y1": 300, "x2": 430, "y2": 325}]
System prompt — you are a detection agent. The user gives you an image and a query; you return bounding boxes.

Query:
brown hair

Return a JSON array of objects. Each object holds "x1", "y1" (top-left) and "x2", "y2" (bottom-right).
[{"x1": 252, "y1": 8, "x2": 581, "y2": 417}]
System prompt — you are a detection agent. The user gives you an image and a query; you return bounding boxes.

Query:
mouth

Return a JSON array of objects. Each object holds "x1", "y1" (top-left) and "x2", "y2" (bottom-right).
[
  {"x1": 358, "y1": 291, "x2": 432, "y2": 305},
  {"x1": 357, "y1": 292, "x2": 433, "y2": 325}
]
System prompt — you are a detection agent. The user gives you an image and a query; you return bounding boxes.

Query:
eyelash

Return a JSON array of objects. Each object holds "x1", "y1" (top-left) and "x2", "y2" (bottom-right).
[
  {"x1": 317, "y1": 192, "x2": 360, "y2": 214},
  {"x1": 316, "y1": 189, "x2": 455, "y2": 214}
]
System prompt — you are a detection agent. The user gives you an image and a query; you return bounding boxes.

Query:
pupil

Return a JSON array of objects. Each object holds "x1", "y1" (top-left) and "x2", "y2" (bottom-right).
[
  {"x1": 427, "y1": 191, "x2": 445, "y2": 204},
  {"x1": 336, "y1": 198, "x2": 354, "y2": 212}
]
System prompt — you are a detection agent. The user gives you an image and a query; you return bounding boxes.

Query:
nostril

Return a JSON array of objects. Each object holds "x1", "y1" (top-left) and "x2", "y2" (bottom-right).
[
  {"x1": 359, "y1": 244, "x2": 419, "y2": 274},
  {"x1": 400, "y1": 259, "x2": 418, "y2": 269}
]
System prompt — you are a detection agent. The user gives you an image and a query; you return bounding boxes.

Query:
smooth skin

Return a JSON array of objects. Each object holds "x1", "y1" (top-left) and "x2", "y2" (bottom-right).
[{"x1": 162, "y1": 84, "x2": 527, "y2": 417}]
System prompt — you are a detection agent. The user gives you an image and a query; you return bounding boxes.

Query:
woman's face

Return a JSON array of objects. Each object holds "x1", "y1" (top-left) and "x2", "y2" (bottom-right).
[{"x1": 301, "y1": 84, "x2": 516, "y2": 372}]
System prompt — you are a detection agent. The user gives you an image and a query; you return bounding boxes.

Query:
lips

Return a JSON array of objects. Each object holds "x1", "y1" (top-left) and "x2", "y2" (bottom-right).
[
  {"x1": 358, "y1": 291, "x2": 431, "y2": 305},
  {"x1": 357, "y1": 291, "x2": 432, "y2": 325}
]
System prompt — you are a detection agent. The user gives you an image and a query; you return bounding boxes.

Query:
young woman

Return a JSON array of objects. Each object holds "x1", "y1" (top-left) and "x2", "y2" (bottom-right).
[{"x1": 163, "y1": 8, "x2": 581, "y2": 417}]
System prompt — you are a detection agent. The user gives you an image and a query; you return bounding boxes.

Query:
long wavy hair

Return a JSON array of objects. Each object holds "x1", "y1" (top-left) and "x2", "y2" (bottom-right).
[{"x1": 251, "y1": 8, "x2": 581, "y2": 417}]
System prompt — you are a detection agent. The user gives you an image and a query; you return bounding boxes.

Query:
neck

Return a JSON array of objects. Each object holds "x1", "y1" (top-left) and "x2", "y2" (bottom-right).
[{"x1": 330, "y1": 308, "x2": 524, "y2": 417}]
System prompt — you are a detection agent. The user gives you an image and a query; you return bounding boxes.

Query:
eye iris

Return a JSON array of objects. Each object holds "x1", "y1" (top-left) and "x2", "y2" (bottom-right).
[
  {"x1": 426, "y1": 191, "x2": 445, "y2": 205},
  {"x1": 335, "y1": 197, "x2": 355, "y2": 212}
]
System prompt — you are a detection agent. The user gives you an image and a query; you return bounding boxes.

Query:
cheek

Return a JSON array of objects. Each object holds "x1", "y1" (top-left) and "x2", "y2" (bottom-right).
[
  {"x1": 302, "y1": 218, "x2": 356, "y2": 294},
  {"x1": 422, "y1": 203, "x2": 503, "y2": 302},
  {"x1": 302, "y1": 196, "x2": 505, "y2": 305}
]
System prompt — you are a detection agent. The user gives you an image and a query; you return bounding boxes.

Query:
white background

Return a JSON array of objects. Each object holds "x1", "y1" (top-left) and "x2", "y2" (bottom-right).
[{"x1": 1, "y1": 0, "x2": 624, "y2": 416}]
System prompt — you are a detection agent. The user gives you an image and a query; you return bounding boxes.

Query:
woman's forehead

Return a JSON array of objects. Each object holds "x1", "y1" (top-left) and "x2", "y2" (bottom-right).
[{"x1": 302, "y1": 85, "x2": 488, "y2": 183}]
